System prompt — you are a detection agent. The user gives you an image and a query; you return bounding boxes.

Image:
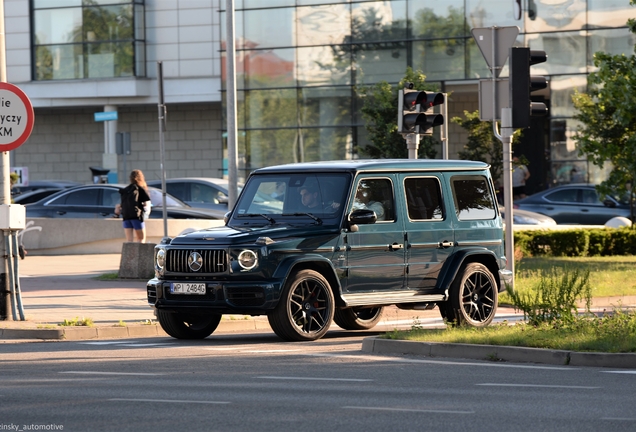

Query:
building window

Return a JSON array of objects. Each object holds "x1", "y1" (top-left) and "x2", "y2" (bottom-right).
[{"x1": 32, "y1": 0, "x2": 145, "y2": 81}]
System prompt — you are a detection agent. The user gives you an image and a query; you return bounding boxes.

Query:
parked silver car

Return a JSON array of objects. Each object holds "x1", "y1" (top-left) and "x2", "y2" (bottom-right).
[{"x1": 147, "y1": 178, "x2": 233, "y2": 217}]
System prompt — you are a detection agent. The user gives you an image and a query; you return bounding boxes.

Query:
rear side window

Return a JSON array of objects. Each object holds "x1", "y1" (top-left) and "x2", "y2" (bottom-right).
[
  {"x1": 451, "y1": 176, "x2": 496, "y2": 220},
  {"x1": 404, "y1": 177, "x2": 443, "y2": 220},
  {"x1": 51, "y1": 189, "x2": 99, "y2": 206}
]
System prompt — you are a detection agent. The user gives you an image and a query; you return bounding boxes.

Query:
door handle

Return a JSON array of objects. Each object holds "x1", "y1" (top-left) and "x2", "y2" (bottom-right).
[
  {"x1": 57, "y1": 211, "x2": 66, "y2": 215},
  {"x1": 388, "y1": 243, "x2": 403, "y2": 251},
  {"x1": 438, "y1": 241, "x2": 454, "y2": 248},
  {"x1": 581, "y1": 209, "x2": 589, "y2": 212}
]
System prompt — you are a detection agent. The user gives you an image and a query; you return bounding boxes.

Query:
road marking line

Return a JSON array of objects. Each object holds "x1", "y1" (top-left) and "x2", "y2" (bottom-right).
[
  {"x1": 601, "y1": 370, "x2": 636, "y2": 375},
  {"x1": 109, "y1": 398, "x2": 229, "y2": 404},
  {"x1": 78, "y1": 341, "x2": 132, "y2": 345},
  {"x1": 601, "y1": 417, "x2": 636, "y2": 421},
  {"x1": 257, "y1": 376, "x2": 372, "y2": 382},
  {"x1": 302, "y1": 353, "x2": 576, "y2": 370},
  {"x1": 476, "y1": 383, "x2": 600, "y2": 389},
  {"x1": 244, "y1": 349, "x2": 302, "y2": 353},
  {"x1": 118, "y1": 343, "x2": 170, "y2": 347},
  {"x1": 60, "y1": 371, "x2": 163, "y2": 376},
  {"x1": 202, "y1": 347, "x2": 237, "y2": 351},
  {"x1": 343, "y1": 406, "x2": 474, "y2": 414}
]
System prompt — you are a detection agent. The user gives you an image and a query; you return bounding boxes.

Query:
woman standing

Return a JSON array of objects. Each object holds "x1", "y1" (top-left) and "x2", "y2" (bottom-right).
[{"x1": 114, "y1": 169, "x2": 151, "y2": 243}]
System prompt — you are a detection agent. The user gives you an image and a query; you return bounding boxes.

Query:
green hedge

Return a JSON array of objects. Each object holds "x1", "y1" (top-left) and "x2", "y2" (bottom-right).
[{"x1": 514, "y1": 227, "x2": 636, "y2": 257}]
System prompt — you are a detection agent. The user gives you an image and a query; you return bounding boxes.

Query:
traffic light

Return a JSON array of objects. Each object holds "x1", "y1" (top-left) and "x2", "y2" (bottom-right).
[
  {"x1": 509, "y1": 47, "x2": 548, "y2": 129},
  {"x1": 397, "y1": 86, "x2": 444, "y2": 136}
]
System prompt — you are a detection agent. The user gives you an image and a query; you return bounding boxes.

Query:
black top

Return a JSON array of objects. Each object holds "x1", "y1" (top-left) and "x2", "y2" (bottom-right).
[{"x1": 119, "y1": 184, "x2": 150, "y2": 221}]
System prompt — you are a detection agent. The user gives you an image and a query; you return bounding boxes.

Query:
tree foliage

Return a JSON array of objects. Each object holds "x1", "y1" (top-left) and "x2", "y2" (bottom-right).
[
  {"x1": 451, "y1": 110, "x2": 522, "y2": 186},
  {"x1": 572, "y1": 0, "x2": 636, "y2": 220},
  {"x1": 358, "y1": 67, "x2": 438, "y2": 159}
]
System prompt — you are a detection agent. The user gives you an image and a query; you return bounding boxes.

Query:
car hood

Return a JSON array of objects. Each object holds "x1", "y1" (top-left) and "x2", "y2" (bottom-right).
[{"x1": 169, "y1": 223, "x2": 340, "y2": 246}]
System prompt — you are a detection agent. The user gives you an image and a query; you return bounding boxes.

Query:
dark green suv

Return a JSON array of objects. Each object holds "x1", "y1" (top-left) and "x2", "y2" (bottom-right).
[{"x1": 147, "y1": 160, "x2": 512, "y2": 341}]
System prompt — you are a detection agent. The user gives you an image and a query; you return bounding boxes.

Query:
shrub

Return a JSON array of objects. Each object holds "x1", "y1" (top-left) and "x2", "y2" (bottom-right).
[
  {"x1": 506, "y1": 268, "x2": 591, "y2": 326},
  {"x1": 514, "y1": 227, "x2": 636, "y2": 257}
]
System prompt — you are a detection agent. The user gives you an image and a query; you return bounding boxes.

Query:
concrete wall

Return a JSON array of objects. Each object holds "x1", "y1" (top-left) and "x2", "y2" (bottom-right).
[
  {"x1": 12, "y1": 102, "x2": 224, "y2": 184},
  {"x1": 20, "y1": 218, "x2": 225, "y2": 255}
]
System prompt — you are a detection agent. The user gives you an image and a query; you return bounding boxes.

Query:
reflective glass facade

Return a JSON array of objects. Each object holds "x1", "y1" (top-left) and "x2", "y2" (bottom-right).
[
  {"x1": 32, "y1": 0, "x2": 146, "y2": 80},
  {"x1": 221, "y1": 0, "x2": 636, "y2": 185}
]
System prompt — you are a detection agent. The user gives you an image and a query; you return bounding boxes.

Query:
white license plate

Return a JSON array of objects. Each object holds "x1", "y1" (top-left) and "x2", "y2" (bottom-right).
[{"x1": 170, "y1": 283, "x2": 206, "y2": 295}]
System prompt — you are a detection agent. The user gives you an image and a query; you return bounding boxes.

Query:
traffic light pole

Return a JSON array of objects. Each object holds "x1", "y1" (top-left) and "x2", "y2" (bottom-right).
[
  {"x1": 405, "y1": 134, "x2": 420, "y2": 160},
  {"x1": 500, "y1": 108, "x2": 515, "y2": 290}
]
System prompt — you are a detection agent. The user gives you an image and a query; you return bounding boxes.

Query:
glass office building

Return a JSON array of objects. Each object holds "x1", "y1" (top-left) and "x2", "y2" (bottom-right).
[{"x1": 219, "y1": 0, "x2": 636, "y2": 186}]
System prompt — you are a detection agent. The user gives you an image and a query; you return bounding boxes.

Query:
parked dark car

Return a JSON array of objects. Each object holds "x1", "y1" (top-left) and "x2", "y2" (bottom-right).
[
  {"x1": 25, "y1": 184, "x2": 222, "y2": 220},
  {"x1": 12, "y1": 180, "x2": 82, "y2": 195},
  {"x1": 12, "y1": 188, "x2": 63, "y2": 205},
  {"x1": 146, "y1": 177, "x2": 233, "y2": 216},
  {"x1": 514, "y1": 184, "x2": 634, "y2": 225}
]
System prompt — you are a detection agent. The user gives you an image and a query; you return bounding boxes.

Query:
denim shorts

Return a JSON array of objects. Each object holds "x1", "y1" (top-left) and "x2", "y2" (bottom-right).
[{"x1": 123, "y1": 219, "x2": 144, "y2": 230}]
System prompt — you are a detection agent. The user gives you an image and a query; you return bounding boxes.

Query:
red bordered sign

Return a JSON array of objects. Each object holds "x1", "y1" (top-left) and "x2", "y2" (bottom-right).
[{"x1": 0, "y1": 82, "x2": 35, "y2": 152}]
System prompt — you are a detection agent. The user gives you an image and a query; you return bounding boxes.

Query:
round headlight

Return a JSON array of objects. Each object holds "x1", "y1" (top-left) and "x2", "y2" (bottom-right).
[
  {"x1": 156, "y1": 249, "x2": 166, "y2": 269},
  {"x1": 238, "y1": 250, "x2": 258, "y2": 270}
]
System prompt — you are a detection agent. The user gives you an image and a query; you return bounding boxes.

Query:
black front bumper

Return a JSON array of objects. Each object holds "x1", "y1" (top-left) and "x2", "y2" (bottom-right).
[{"x1": 147, "y1": 278, "x2": 284, "y2": 315}]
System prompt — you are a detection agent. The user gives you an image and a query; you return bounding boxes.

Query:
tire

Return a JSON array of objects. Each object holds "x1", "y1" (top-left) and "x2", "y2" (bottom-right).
[
  {"x1": 444, "y1": 262, "x2": 498, "y2": 327},
  {"x1": 334, "y1": 306, "x2": 383, "y2": 330},
  {"x1": 157, "y1": 309, "x2": 222, "y2": 339},
  {"x1": 268, "y1": 269, "x2": 335, "y2": 341}
]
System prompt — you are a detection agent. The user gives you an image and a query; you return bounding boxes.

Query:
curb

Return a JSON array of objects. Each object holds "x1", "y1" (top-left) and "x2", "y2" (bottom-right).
[
  {"x1": 0, "y1": 319, "x2": 272, "y2": 341},
  {"x1": 361, "y1": 337, "x2": 636, "y2": 369}
]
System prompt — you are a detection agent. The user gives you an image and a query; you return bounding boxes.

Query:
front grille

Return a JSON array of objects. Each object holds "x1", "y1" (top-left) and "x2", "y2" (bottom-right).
[
  {"x1": 166, "y1": 249, "x2": 228, "y2": 274},
  {"x1": 226, "y1": 287, "x2": 266, "y2": 307}
]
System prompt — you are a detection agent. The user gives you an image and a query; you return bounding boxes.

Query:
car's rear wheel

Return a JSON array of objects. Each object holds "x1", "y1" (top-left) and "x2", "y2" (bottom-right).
[
  {"x1": 443, "y1": 262, "x2": 498, "y2": 327},
  {"x1": 334, "y1": 306, "x2": 383, "y2": 330},
  {"x1": 157, "y1": 309, "x2": 222, "y2": 339},
  {"x1": 268, "y1": 269, "x2": 334, "y2": 341}
]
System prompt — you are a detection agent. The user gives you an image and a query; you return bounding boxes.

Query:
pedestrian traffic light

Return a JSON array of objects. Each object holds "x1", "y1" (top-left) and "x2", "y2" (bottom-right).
[
  {"x1": 509, "y1": 46, "x2": 548, "y2": 129},
  {"x1": 397, "y1": 86, "x2": 444, "y2": 136}
]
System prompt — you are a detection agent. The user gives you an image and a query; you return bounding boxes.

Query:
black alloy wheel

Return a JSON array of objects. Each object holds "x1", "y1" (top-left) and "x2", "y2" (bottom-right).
[
  {"x1": 268, "y1": 269, "x2": 335, "y2": 341},
  {"x1": 157, "y1": 309, "x2": 222, "y2": 339},
  {"x1": 444, "y1": 262, "x2": 498, "y2": 327},
  {"x1": 334, "y1": 306, "x2": 383, "y2": 330}
]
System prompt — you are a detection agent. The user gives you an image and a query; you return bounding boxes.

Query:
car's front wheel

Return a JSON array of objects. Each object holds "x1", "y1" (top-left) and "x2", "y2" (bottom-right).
[
  {"x1": 268, "y1": 269, "x2": 335, "y2": 341},
  {"x1": 157, "y1": 309, "x2": 222, "y2": 339},
  {"x1": 334, "y1": 306, "x2": 383, "y2": 330},
  {"x1": 443, "y1": 262, "x2": 498, "y2": 327}
]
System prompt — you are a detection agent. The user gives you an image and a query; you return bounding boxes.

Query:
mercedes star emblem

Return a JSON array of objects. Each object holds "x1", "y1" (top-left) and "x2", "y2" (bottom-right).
[{"x1": 188, "y1": 251, "x2": 203, "y2": 272}]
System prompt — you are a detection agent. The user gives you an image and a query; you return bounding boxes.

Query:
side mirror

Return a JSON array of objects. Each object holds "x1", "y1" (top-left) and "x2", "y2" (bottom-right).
[
  {"x1": 349, "y1": 209, "x2": 377, "y2": 225},
  {"x1": 217, "y1": 195, "x2": 229, "y2": 204},
  {"x1": 603, "y1": 199, "x2": 616, "y2": 208}
]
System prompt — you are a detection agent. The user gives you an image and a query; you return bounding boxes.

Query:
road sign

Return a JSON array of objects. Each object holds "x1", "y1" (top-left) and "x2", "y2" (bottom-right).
[
  {"x1": 479, "y1": 79, "x2": 509, "y2": 121},
  {"x1": 0, "y1": 82, "x2": 35, "y2": 152},
  {"x1": 471, "y1": 26, "x2": 519, "y2": 77},
  {"x1": 94, "y1": 111, "x2": 118, "y2": 122},
  {"x1": 10, "y1": 167, "x2": 29, "y2": 186}
]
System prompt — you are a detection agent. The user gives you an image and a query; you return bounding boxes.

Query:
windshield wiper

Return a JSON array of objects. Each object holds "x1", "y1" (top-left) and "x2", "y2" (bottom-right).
[
  {"x1": 237, "y1": 213, "x2": 275, "y2": 224},
  {"x1": 282, "y1": 213, "x2": 322, "y2": 224}
]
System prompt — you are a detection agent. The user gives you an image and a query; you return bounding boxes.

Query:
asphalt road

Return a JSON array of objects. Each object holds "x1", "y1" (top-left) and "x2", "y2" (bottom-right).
[{"x1": 1, "y1": 332, "x2": 635, "y2": 432}]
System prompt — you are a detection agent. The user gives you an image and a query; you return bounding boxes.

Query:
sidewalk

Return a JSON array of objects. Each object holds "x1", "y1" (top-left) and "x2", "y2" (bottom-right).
[{"x1": 1, "y1": 254, "x2": 635, "y2": 368}]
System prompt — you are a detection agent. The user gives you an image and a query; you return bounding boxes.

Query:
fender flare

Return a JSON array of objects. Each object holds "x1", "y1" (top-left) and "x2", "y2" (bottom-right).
[
  {"x1": 272, "y1": 254, "x2": 344, "y2": 302},
  {"x1": 436, "y1": 249, "x2": 500, "y2": 298}
]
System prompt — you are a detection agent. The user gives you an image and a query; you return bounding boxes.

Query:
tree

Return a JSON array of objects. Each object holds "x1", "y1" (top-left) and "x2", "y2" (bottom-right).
[
  {"x1": 358, "y1": 67, "x2": 438, "y2": 159},
  {"x1": 451, "y1": 110, "x2": 523, "y2": 187},
  {"x1": 572, "y1": 0, "x2": 636, "y2": 222}
]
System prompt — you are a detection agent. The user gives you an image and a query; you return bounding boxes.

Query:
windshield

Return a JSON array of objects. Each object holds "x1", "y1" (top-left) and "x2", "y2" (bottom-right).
[{"x1": 232, "y1": 173, "x2": 351, "y2": 222}]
